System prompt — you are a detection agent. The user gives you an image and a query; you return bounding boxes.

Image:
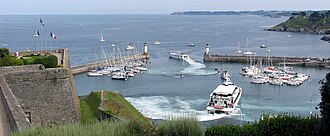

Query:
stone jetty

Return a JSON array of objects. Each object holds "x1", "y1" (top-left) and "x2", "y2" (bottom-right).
[{"x1": 203, "y1": 44, "x2": 330, "y2": 68}]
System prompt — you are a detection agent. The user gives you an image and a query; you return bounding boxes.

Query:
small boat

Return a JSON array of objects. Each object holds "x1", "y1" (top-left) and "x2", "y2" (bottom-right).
[
  {"x1": 268, "y1": 79, "x2": 283, "y2": 86},
  {"x1": 126, "y1": 45, "x2": 134, "y2": 50},
  {"x1": 100, "y1": 30, "x2": 106, "y2": 42},
  {"x1": 111, "y1": 70, "x2": 128, "y2": 80},
  {"x1": 154, "y1": 41, "x2": 161, "y2": 45},
  {"x1": 135, "y1": 66, "x2": 148, "y2": 71},
  {"x1": 187, "y1": 43, "x2": 195, "y2": 47},
  {"x1": 260, "y1": 44, "x2": 267, "y2": 48},
  {"x1": 286, "y1": 80, "x2": 301, "y2": 86},
  {"x1": 243, "y1": 50, "x2": 255, "y2": 55},
  {"x1": 33, "y1": 29, "x2": 39, "y2": 37},
  {"x1": 221, "y1": 70, "x2": 231, "y2": 81},
  {"x1": 206, "y1": 78, "x2": 242, "y2": 115},
  {"x1": 87, "y1": 70, "x2": 103, "y2": 77},
  {"x1": 169, "y1": 52, "x2": 190, "y2": 61},
  {"x1": 250, "y1": 74, "x2": 268, "y2": 84}
]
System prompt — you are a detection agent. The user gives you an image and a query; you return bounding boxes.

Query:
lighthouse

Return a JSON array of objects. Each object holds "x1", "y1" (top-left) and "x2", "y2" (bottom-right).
[
  {"x1": 205, "y1": 44, "x2": 209, "y2": 55},
  {"x1": 143, "y1": 42, "x2": 148, "y2": 55}
]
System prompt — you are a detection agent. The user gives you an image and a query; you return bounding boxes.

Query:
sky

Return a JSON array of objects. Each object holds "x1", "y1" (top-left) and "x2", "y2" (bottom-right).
[{"x1": 0, "y1": 0, "x2": 329, "y2": 15}]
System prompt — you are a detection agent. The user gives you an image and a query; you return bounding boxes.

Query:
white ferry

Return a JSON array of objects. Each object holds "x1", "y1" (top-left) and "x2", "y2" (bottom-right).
[
  {"x1": 169, "y1": 52, "x2": 190, "y2": 61},
  {"x1": 206, "y1": 79, "x2": 242, "y2": 114}
]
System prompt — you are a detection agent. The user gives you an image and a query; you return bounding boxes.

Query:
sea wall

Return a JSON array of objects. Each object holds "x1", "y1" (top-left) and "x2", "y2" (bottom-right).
[{"x1": 204, "y1": 54, "x2": 330, "y2": 68}]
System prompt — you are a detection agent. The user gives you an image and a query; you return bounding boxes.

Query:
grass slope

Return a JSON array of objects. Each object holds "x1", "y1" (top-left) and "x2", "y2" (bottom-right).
[
  {"x1": 101, "y1": 91, "x2": 153, "y2": 128},
  {"x1": 79, "y1": 91, "x2": 101, "y2": 123}
]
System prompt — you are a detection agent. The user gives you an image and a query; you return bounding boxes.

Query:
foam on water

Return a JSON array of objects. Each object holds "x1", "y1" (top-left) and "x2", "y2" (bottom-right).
[
  {"x1": 181, "y1": 59, "x2": 217, "y2": 76},
  {"x1": 146, "y1": 58, "x2": 216, "y2": 76},
  {"x1": 125, "y1": 96, "x2": 243, "y2": 121}
]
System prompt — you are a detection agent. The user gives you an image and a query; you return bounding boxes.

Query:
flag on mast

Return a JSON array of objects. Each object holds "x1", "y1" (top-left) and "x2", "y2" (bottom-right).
[
  {"x1": 50, "y1": 32, "x2": 56, "y2": 39},
  {"x1": 40, "y1": 18, "x2": 45, "y2": 27}
]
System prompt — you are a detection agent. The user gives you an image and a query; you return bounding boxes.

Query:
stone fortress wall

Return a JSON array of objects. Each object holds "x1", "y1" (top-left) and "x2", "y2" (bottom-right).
[{"x1": 0, "y1": 48, "x2": 80, "y2": 134}]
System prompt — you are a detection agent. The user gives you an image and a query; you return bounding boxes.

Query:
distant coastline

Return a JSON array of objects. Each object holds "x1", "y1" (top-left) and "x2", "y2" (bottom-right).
[
  {"x1": 171, "y1": 10, "x2": 297, "y2": 18},
  {"x1": 172, "y1": 10, "x2": 330, "y2": 42}
]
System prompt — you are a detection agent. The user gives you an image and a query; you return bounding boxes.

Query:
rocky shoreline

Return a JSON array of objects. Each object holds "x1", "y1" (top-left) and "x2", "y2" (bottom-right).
[
  {"x1": 265, "y1": 27, "x2": 330, "y2": 42},
  {"x1": 321, "y1": 35, "x2": 330, "y2": 42},
  {"x1": 265, "y1": 26, "x2": 330, "y2": 35}
]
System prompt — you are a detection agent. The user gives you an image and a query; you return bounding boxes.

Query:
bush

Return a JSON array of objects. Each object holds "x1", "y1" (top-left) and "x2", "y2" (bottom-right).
[
  {"x1": 205, "y1": 114, "x2": 319, "y2": 136},
  {"x1": 32, "y1": 55, "x2": 58, "y2": 68},
  {"x1": 157, "y1": 117, "x2": 203, "y2": 136},
  {"x1": 0, "y1": 54, "x2": 24, "y2": 67},
  {"x1": 0, "y1": 48, "x2": 9, "y2": 58}
]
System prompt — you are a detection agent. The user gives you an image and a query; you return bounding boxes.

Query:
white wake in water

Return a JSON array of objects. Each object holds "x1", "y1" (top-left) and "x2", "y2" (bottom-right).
[
  {"x1": 180, "y1": 59, "x2": 217, "y2": 76},
  {"x1": 125, "y1": 96, "x2": 243, "y2": 121}
]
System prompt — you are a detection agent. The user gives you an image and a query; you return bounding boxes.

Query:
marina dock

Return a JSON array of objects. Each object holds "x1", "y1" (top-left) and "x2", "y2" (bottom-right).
[{"x1": 71, "y1": 53, "x2": 149, "y2": 75}]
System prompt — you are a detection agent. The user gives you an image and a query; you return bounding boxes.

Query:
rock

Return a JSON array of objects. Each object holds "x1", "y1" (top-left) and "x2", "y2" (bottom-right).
[{"x1": 321, "y1": 35, "x2": 330, "y2": 42}]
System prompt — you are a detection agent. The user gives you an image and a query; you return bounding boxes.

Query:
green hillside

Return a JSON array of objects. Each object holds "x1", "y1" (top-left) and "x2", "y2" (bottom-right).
[{"x1": 267, "y1": 11, "x2": 330, "y2": 35}]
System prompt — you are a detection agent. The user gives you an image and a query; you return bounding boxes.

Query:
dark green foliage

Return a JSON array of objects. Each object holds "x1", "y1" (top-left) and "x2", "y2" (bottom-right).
[
  {"x1": 274, "y1": 11, "x2": 330, "y2": 30},
  {"x1": 32, "y1": 55, "x2": 58, "y2": 68},
  {"x1": 0, "y1": 54, "x2": 24, "y2": 66},
  {"x1": 157, "y1": 117, "x2": 203, "y2": 136},
  {"x1": 0, "y1": 48, "x2": 9, "y2": 58},
  {"x1": 309, "y1": 12, "x2": 323, "y2": 21},
  {"x1": 319, "y1": 72, "x2": 330, "y2": 135},
  {"x1": 205, "y1": 114, "x2": 319, "y2": 136}
]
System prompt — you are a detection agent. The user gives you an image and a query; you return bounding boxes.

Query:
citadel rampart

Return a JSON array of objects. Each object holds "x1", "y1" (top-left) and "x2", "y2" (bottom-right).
[{"x1": 0, "y1": 48, "x2": 80, "y2": 134}]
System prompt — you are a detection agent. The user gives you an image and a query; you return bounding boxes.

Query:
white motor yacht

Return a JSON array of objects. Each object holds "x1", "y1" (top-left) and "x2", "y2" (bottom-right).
[
  {"x1": 169, "y1": 52, "x2": 191, "y2": 61},
  {"x1": 206, "y1": 79, "x2": 242, "y2": 115},
  {"x1": 111, "y1": 70, "x2": 128, "y2": 80},
  {"x1": 154, "y1": 41, "x2": 161, "y2": 45},
  {"x1": 87, "y1": 70, "x2": 103, "y2": 77}
]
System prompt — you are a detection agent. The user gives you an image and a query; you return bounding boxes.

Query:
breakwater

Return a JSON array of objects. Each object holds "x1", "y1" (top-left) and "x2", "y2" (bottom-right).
[
  {"x1": 71, "y1": 53, "x2": 149, "y2": 75},
  {"x1": 203, "y1": 54, "x2": 330, "y2": 68}
]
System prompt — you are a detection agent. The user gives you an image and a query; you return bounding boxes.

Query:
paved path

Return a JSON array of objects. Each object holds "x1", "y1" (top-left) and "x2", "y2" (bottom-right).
[{"x1": 0, "y1": 93, "x2": 11, "y2": 136}]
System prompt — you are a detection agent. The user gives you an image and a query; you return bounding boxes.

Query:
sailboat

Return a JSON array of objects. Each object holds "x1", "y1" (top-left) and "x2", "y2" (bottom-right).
[
  {"x1": 243, "y1": 38, "x2": 254, "y2": 55},
  {"x1": 33, "y1": 29, "x2": 39, "y2": 37},
  {"x1": 100, "y1": 30, "x2": 106, "y2": 42},
  {"x1": 237, "y1": 41, "x2": 242, "y2": 53}
]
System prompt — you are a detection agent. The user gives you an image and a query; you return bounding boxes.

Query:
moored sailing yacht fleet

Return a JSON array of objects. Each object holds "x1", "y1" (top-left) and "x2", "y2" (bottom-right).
[
  {"x1": 87, "y1": 31, "x2": 149, "y2": 81},
  {"x1": 240, "y1": 61, "x2": 310, "y2": 86}
]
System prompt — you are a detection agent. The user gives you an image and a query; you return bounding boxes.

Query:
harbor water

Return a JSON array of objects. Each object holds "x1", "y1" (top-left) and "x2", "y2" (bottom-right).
[{"x1": 1, "y1": 14, "x2": 329, "y2": 123}]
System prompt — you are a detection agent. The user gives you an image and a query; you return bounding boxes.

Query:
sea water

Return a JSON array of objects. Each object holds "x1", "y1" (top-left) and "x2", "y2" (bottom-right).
[{"x1": 1, "y1": 14, "x2": 329, "y2": 123}]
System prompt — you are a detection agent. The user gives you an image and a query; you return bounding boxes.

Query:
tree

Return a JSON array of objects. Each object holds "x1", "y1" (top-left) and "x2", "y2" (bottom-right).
[
  {"x1": 299, "y1": 12, "x2": 307, "y2": 17},
  {"x1": 0, "y1": 48, "x2": 9, "y2": 58},
  {"x1": 319, "y1": 72, "x2": 330, "y2": 135},
  {"x1": 309, "y1": 11, "x2": 322, "y2": 21}
]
